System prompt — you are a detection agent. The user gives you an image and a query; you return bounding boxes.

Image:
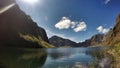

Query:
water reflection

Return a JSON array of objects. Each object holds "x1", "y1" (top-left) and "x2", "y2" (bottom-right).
[
  {"x1": 43, "y1": 47, "x2": 113, "y2": 68},
  {"x1": 0, "y1": 47, "x2": 47, "y2": 68},
  {"x1": 0, "y1": 47, "x2": 115, "y2": 68}
]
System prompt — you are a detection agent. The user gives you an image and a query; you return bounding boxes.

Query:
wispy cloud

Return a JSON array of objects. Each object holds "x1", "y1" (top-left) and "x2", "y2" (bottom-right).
[
  {"x1": 55, "y1": 17, "x2": 87, "y2": 32},
  {"x1": 96, "y1": 26, "x2": 109, "y2": 34},
  {"x1": 104, "y1": 0, "x2": 111, "y2": 4}
]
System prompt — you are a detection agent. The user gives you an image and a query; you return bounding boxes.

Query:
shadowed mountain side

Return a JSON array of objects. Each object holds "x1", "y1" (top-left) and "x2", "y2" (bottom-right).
[
  {"x1": 0, "y1": 0, "x2": 15, "y2": 9},
  {"x1": 49, "y1": 36, "x2": 79, "y2": 47},
  {"x1": 0, "y1": 0, "x2": 53, "y2": 48},
  {"x1": 49, "y1": 34, "x2": 104, "y2": 47},
  {"x1": 78, "y1": 34, "x2": 104, "y2": 47}
]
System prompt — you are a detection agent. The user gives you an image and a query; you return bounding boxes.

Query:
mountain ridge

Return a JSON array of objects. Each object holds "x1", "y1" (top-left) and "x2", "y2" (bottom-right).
[
  {"x1": 49, "y1": 36, "x2": 79, "y2": 47},
  {"x1": 0, "y1": 0, "x2": 54, "y2": 48},
  {"x1": 102, "y1": 14, "x2": 120, "y2": 46},
  {"x1": 49, "y1": 34, "x2": 104, "y2": 47}
]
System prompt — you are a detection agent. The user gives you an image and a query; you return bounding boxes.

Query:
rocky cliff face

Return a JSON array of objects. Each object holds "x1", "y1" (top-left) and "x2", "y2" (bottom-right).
[
  {"x1": 49, "y1": 34, "x2": 104, "y2": 47},
  {"x1": 0, "y1": 0, "x2": 49, "y2": 48},
  {"x1": 49, "y1": 36, "x2": 79, "y2": 47},
  {"x1": 90, "y1": 34, "x2": 104, "y2": 46},
  {"x1": 103, "y1": 14, "x2": 120, "y2": 46},
  {"x1": 78, "y1": 34, "x2": 104, "y2": 47}
]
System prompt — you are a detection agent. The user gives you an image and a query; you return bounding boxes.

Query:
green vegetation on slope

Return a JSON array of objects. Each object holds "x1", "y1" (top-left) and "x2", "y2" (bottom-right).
[{"x1": 20, "y1": 33, "x2": 55, "y2": 48}]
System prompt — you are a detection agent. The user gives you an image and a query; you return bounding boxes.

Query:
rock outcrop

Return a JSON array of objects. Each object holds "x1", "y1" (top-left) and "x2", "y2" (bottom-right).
[
  {"x1": 103, "y1": 14, "x2": 120, "y2": 46},
  {"x1": 78, "y1": 34, "x2": 104, "y2": 47}
]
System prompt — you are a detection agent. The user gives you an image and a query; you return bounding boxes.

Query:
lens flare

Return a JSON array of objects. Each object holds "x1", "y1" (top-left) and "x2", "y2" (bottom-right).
[{"x1": 22, "y1": 0, "x2": 39, "y2": 4}]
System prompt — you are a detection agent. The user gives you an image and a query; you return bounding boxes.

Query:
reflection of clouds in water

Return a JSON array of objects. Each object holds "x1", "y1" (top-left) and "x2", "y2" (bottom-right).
[
  {"x1": 45, "y1": 52, "x2": 93, "y2": 68},
  {"x1": 43, "y1": 47, "x2": 111, "y2": 68},
  {"x1": 47, "y1": 48, "x2": 88, "y2": 54},
  {"x1": 46, "y1": 48, "x2": 94, "y2": 66},
  {"x1": 47, "y1": 48, "x2": 92, "y2": 60},
  {"x1": 57, "y1": 62, "x2": 89, "y2": 68},
  {"x1": 69, "y1": 53, "x2": 89, "y2": 58},
  {"x1": 72, "y1": 62, "x2": 88, "y2": 68}
]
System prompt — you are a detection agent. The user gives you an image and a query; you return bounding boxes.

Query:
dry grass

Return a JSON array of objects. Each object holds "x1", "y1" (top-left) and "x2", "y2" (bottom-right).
[{"x1": 19, "y1": 33, "x2": 55, "y2": 48}]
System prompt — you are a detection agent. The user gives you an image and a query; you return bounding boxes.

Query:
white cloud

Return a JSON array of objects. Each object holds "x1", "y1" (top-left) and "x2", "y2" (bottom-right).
[
  {"x1": 55, "y1": 17, "x2": 71, "y2": 29},
  {"x1": 73, "y1": 21, "x2": 87, "y2": 32},
  {"x1": 97, "y1": 26, "x2": 109, "y2": 34},
  {"x1": 55, "y1": 17, "x2": 87, "y2": 32},
  {"x1": 104, "y1": 0, "x2": 111, "y2": 4},
  {"x1": 71, "y1": 22, "x2": 77, "y2": 28}
]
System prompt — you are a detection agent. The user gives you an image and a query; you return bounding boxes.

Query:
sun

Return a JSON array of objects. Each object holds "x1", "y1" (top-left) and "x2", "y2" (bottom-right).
[{"x1": 22, "y1": 0, "x2": 39, "y2": 4}]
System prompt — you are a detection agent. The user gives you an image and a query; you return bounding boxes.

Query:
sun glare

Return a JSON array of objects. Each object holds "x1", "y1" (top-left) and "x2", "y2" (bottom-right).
[{"x1": 22, "y1": 0, "x2": 39, "y2": 4}]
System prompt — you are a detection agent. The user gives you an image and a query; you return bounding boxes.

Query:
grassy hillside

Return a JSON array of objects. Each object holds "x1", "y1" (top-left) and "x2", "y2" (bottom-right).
[{"x1": 20, "y1": 33, "x2": 55, "y2": 48}]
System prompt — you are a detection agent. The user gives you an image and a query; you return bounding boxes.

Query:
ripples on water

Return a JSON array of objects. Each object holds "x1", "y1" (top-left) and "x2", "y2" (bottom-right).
[{"x1": 0, "y1": 46, "x2": 114, "y2": 68}]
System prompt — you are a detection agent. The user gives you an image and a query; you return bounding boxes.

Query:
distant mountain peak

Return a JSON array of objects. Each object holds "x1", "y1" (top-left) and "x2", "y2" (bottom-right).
[
  {"x1": 49, "y1": 34, "x2": 104, "y2": 47},
  {"x1": 49, "y1": 35, "x2": 78, "y2": 47}
]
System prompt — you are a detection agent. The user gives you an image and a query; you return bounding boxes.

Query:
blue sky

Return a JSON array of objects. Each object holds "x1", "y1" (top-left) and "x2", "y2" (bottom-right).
[{"x1": 16, "y1": 0, "x2": 120, "y2": 42}]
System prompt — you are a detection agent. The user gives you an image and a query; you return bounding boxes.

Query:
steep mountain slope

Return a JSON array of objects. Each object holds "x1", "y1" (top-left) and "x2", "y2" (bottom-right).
[
  {"x1": 0, "y1": 0, "x2": 54, "y2": 48},
  {"x1": 103, "y1": 14, "x2": 120, "y2": 46},
  {"x1": 78, "y1": 34, "x2": 104, "y2": 47},
  {"x1": 49, "y1": 36, "x2": 79, "y2": 47},
  {"x1": 90, "y1": 34, "x2": 104, "y2": 46}
]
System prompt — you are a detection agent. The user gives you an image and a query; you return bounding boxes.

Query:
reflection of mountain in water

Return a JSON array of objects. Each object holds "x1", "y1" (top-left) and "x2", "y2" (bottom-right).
[
  {"x1": 0, "y1": 47, "x2": 115, "y2": 68},
  {"x1": 42, "y1": 47, "x2": 114, "y2": 68},
  {"x1": 0, "y1": 48, "x2": 47, "y2": 68}
]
